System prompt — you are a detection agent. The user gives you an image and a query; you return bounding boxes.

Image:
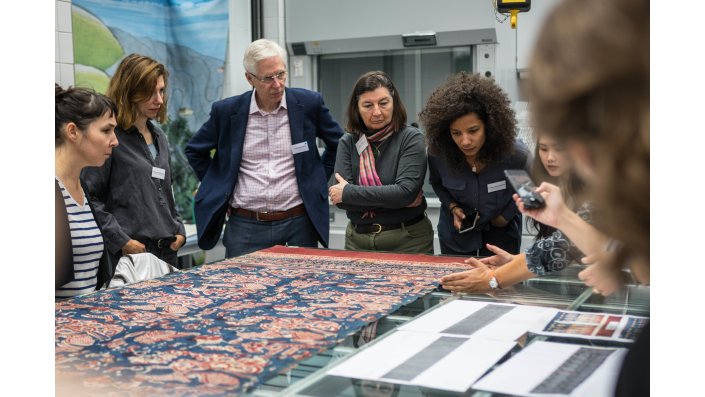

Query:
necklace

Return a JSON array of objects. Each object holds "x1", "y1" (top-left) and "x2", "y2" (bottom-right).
[{"x1": 469, "y1": 158, "x2": 479, "y2": 173}]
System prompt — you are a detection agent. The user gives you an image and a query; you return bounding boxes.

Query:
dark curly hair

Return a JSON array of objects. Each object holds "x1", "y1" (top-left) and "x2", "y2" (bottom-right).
[{"x1": 419, "y1": 72, "x2": 517, "y2": 168}]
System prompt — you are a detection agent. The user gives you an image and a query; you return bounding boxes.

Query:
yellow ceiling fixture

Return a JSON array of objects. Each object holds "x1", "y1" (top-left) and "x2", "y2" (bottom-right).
[{"x1": 495, "y1": 0, "x2": 532, "y2": 29}]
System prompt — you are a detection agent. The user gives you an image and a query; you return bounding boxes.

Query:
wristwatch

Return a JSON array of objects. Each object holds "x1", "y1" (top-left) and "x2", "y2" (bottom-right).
[{"x1": 489, "y1": 273, "x2": 500, "y2": 290}]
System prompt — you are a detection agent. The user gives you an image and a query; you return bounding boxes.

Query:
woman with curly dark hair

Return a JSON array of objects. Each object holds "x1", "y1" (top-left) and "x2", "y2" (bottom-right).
[{"x1": 419, "y1": 72, "x2": 530, "y2": 257}]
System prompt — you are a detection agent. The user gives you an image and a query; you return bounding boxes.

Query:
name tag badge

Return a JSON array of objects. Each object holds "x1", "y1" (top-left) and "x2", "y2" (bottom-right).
[
  {"x1": 355, "y1": 135, "x2": 369, "y2": 155},
  {"x1": 291, "y1": 141, "x2": 309, "y2": 154},
  {"x1": 151, "y1": 166, "x2": 166, "y2": 180},
  {"x1": 487, "y1": 180, "x2": 506, "y2": 193}
]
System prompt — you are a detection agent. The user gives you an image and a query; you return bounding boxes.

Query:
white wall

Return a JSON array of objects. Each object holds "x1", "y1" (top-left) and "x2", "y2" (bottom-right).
[
  {"x1": 278, "y1": 0, "x2": 561, "y2": 101},
  {"x1": 285, "y1": 0, "x2": 495, "y2": 43},
  {"x1": 55, "y1": 0, "x2": 75, "y2": 88},
  {"x1": 262, "y1": 0, "x2": 286, "y2": 46},
  {"x1": 223, "y1": 0, "x2": 254, "y2": 97},
  {"x1": 517, "y1": 0, "x2": 563, "y2": 73}
]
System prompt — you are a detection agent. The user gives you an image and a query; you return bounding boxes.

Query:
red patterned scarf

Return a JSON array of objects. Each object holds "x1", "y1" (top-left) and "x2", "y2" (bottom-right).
[
  {"x1": 358, "y1": 123, "x2": 394, "y2": 187},
  {"x1": 357, "y1": 123, "x2": 394, "y2": 219}
]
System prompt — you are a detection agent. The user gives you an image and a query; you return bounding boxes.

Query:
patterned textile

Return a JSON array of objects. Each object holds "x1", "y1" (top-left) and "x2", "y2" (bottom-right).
[{"x1": 56, "y1": 246, "x2": 467, "y2": 396}]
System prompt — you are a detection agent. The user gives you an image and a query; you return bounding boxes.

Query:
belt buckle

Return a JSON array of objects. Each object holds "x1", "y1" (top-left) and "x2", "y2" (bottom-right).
[
  {"x1": 256, "y1": 211, "x2": 268, "y2": 221},
  {"x1": 157, "y1": 239, "x2": 165, "y2": 248},
  {"x1": 372, "y1": 224, "x2": 383, "y2": 234}
]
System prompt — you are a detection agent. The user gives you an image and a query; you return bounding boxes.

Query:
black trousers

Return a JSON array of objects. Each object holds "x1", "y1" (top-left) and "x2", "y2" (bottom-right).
[{"x1": 110, "y1": 238, "x2": 179, "y2": 270}]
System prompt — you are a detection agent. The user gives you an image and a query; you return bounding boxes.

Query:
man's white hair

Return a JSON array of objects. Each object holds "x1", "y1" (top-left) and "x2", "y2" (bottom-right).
[{"x1": 243, "y1": 39, "x2": 287, "y2": 75}]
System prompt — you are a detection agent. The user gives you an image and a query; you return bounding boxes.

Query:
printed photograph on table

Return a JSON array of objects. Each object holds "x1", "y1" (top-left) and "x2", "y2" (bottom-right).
[
  {"x1": 554, "y1": 312, "x2": 605, "y2": 324},
  {"x1": 536, "y1": 311, "x2": 649, "y2": 343},
  {"x1": 543, "y1": 322, "x2": 598, "y2": 336}
]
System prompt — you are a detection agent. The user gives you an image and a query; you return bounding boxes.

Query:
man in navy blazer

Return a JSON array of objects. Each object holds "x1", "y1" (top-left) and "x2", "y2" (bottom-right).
[{"x1": 185, "y1": 39, "x2": 343, "y2": 257}]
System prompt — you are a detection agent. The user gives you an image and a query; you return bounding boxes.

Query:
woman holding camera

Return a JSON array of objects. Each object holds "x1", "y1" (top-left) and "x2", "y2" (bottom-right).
[{"x1": 419, "y1": 72, "x2": 530, "y2": 257}]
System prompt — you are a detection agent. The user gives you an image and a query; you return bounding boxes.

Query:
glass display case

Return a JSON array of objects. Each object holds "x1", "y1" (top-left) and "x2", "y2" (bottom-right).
[{"x1": 243, "y1": 264, "x2": 649, "y2": 397}]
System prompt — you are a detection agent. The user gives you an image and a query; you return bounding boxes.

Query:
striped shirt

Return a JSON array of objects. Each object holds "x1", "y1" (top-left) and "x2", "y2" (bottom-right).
[
  {"x1": 230, "y1": 89, "x2": 303, "y2": 212},
  {"x1": 55, "y1": 177, "x2": 103, "y2": 299}
]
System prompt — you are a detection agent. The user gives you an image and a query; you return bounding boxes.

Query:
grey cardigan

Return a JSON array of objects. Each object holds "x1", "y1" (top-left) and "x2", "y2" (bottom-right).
[{"x1": 330, "y1": 125, "x2": 427, "y2": 225}]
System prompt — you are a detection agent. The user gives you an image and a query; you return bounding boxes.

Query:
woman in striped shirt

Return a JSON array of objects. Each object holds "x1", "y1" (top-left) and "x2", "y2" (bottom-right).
[{"x1": 55, "y1": 84, "x2": 118, "y2": 299}]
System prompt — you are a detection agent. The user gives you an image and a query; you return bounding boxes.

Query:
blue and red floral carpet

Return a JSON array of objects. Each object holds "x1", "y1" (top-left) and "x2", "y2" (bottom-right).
[{"x1": 55, "y1": 246, "x2": 467, "y2": 396}]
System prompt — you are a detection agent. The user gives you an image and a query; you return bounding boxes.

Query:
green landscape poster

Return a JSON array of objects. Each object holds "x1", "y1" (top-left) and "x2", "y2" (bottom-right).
[{"x1": 71, "y1": 0, "x2": 230, "y2": 223}]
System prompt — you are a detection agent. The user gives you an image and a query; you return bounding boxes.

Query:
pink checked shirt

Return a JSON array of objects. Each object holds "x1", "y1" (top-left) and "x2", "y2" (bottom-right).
[{"x1": 230, "y1": 89, "x2": 303, "y2": 212}]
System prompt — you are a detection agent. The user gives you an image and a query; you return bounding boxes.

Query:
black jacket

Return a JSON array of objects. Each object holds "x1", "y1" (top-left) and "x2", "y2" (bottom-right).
[{"x1": 81, "y1": 121, "x2": 185, "y2": 255}]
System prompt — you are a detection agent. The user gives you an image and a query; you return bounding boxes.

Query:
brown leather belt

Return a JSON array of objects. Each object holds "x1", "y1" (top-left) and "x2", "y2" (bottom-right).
[
  {"x1": 353, "y1": 213, "x2": 426, "y2": 234},
  {"x1": 232, "y1": 203, "x2": 306, "y2": 222}
]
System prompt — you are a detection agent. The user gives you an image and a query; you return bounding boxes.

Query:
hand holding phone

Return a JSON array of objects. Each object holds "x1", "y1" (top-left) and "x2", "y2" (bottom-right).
[
  {"x1": 456, "y1": 207, "x2": 480, "y2": 234},
  {"x1": 504, "y1": 170, "x2": 546, "y2": 210}
]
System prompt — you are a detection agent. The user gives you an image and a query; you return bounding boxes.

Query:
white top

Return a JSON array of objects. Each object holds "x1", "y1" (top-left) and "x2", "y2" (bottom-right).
[{"x1": 55, "y1": 177, "x2": 103, "y2": 299}]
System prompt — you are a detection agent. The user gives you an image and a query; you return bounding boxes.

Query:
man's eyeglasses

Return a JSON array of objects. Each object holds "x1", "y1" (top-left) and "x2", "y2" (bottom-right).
[{"x1": 249, "y1": 70, "x2": 287, "y2": 84}]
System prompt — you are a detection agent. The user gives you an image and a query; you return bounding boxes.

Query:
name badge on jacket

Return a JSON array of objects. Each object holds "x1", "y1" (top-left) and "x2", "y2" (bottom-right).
[
  {"x1": 291, "y1": 141, "x2": 309, "y2": 154},
  {"x1": 152, "y1": 166, "x2": 166, "y2": 180},
  {"x1": 355, "y1": 135, "x2": 369, "y2": 155},
  {"x1": 487, "y1": 180, "x2": 506, "y2": 193}
]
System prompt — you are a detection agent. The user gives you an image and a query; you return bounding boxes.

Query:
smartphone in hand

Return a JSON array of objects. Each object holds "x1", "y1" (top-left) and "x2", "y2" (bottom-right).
[
  {"x1": 458, "y1": 208, "x2": 480, "y2": 234},
  {"x1": 504, "y1": 170, "x2": 546, "y2": 210}
]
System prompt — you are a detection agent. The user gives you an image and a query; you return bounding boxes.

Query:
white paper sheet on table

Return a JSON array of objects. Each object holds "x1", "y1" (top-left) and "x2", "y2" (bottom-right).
[
  {"x1": 399, "y1": 299, "x2": 557, "y2": 341},
  {"x1": 327, "y1": 330, "x2": 515, "y2": 393},
  {"x1": 472, "y1": 340, "x2": 628, "y2": 397}
]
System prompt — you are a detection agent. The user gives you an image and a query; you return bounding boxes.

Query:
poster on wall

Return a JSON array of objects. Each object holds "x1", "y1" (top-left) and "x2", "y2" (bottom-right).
[
  {"x1": 71, "y1": 0, "x2": 228, "y2": 130},
  {"x1": 71, "y1": 0, "x2": 229, "y2": 223}
]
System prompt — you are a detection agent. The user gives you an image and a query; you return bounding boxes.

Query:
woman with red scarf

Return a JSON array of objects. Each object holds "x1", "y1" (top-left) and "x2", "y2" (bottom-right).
[{"x1": 328, "y1": 71, "x2": 433, "y2": 254}]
